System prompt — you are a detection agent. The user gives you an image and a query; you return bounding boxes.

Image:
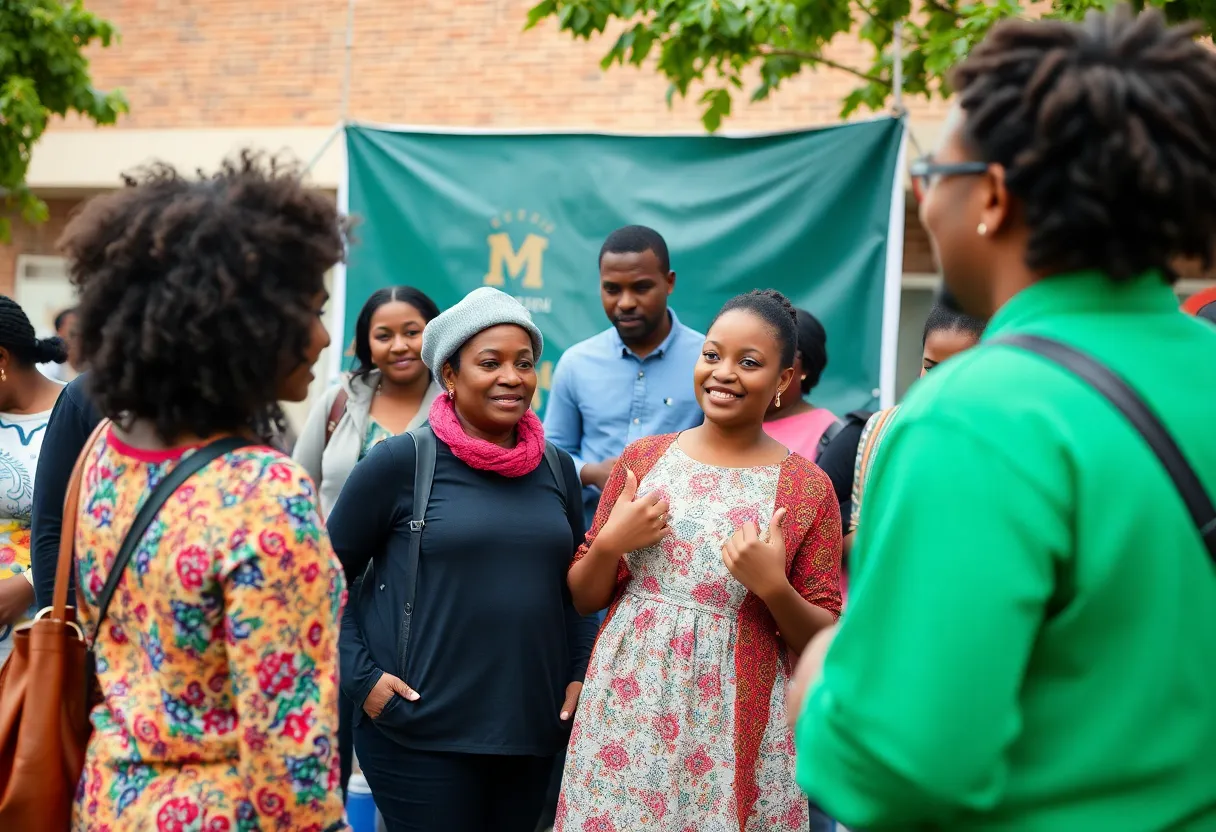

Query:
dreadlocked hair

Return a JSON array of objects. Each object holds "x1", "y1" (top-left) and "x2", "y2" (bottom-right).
[
  {"x1": 58, "y1": 151, "x2": 348, "y2": 443},
  {"x1": 0, "y1": 297, "x2": 67, "y2": 366},
  {"x1": 714, "y1": 289, "x2": 799, "y2": 366},
  {"x1": 951, "y1": 5, "x2": 1216, "y2": 283}
]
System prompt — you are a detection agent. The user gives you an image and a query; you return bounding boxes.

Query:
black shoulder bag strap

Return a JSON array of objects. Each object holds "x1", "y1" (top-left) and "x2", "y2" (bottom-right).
[
  {"x1": 90, "y1": 436, "x2": 254, "y2": 657},
  {"x1": 996, "y1": 334, "x2": 1216, "y2": 562},
  {"x1": 817, "y1": 418, "x2": 848, "y2": 460},
  {"x1": 816, "y1": 410, "x2": 874, "y2": 462},
  {"x1": 543, "y1": 441, "x2": 567, "y2": 512},
  {"x1": 397, "y1": 425, "x2": 437, "y2": 673}
]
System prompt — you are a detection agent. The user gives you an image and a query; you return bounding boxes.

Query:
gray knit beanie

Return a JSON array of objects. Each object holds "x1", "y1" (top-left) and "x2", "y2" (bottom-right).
[{"x1": 421, "y1": 287, "x2": 544, "y2": 386}]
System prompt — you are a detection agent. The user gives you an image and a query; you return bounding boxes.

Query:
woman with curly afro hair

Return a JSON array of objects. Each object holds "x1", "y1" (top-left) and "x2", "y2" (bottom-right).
[
  {"x1": 792, "y1": 6, "x2": 1216, "y2": 830},
  {"x1": 57, "y1": 153, "x2": 348, "y2": 831}
]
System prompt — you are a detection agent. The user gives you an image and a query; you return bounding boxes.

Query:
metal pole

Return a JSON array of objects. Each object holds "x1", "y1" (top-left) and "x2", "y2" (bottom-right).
[
  {"x1": 892, "y1": 21, "x2": 905, "y2": 115},
  {"x1": 301, "y1": 122, "x2": 343, "y2": 177},
  {"x1": 340, "y1": 0, "x2": 356, "y2": 123}
]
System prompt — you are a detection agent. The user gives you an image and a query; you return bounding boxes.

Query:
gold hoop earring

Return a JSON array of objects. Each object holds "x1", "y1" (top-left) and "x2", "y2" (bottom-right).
[{"x1": 977, "y1": 222, "x2": 988, "y2": 236}]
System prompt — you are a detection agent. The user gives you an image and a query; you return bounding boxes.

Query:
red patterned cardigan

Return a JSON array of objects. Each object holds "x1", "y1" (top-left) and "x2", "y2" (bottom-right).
[{"x1": 571, "y1": 432, "x2": 843, "y2": 829}]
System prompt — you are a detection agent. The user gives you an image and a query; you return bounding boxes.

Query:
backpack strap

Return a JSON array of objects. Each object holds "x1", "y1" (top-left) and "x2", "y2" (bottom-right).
[
  {"x1": 92, "y1": 436, "x2": 255, "y2": 645},
  {"x1": 397, "y1": 425, "x2": 436, "y2": 673},
  {"x1": 543, "y1": 441, "x2": 567, "y2": 513},
  {"x1": 995, "y1": 334, "x2": 1216, "y2": 562},
  {"x1": 816, "y1": 409, "x2": 874, "y2": 462},
  {"x1": 816, "y1": 419, "x2": 848, "y2": 460},
  {"x1": 324, "y1": 389, "x2": 349, "y2": 449}
]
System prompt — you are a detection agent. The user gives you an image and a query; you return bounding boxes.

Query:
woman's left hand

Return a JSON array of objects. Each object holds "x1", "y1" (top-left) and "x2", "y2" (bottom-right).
[
  {"x1": 560, "y1": 681, "x2": 583, "y2": 721},
  {"x1": 722, "y1": 507, "x2": 790, "y2": 602},
  {"x1": 786, "y1": 623, "x2": 838, "y2": 728}
]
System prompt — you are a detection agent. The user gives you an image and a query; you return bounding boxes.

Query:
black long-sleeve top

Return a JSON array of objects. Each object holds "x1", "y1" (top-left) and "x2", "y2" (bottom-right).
[
  {"x1": 328, "y1": 433, "x2": 597, "y2": 756},
  {"x1": 31, "y1": 374, "x2": 103, "y2": 610}
]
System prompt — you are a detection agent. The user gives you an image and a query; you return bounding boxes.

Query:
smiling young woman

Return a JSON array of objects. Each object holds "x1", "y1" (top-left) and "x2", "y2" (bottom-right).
[
  {"x1": 327, "y1": 287, "x2": 596, "y2": 832},
  {"x1": 557, "y1": 289, "x2": 842, "y2": 832},
  {"x1": 295, "y1": 285, "x2": 442, "y2": 520},
  {"x1": 292, "y1": 284, "x2": 441, "y2": 799}
]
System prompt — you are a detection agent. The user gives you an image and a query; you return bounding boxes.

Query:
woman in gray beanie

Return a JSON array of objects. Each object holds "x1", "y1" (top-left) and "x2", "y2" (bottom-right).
[{"x1": 328, "y1": 287, "x2": 597, "y2": 832}]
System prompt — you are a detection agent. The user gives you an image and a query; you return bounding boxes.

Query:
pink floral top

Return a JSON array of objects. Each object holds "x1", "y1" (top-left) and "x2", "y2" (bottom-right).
[
  {"x1": 557, "y1": 435, "x2": 842, "y2": 832},
  {"x1": 72, "y1": 428, "x2": 347, "y2": 832}
]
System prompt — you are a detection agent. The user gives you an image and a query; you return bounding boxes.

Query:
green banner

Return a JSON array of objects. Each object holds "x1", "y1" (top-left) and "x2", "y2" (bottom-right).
[{"x1": 342, "y1": 119, "x2": 905, "y2": 415}]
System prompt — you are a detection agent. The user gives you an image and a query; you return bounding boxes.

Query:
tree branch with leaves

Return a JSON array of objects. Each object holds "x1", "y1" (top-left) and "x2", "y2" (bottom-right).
[
  {"x1": 1, "y1": 0, "x2": 127, "y2": 241},
  {"x1": 525, "y1": 0, "x2": 1214, "y2": 132}
]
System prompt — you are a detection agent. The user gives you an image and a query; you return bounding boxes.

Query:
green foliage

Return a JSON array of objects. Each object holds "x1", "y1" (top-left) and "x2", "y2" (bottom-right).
[
  {"x1": 0, "y1": 1, "x2": 127, "y2": 241},
  {"x1": 524, "y1": 0, "x2": 1216, "y2": 132}
]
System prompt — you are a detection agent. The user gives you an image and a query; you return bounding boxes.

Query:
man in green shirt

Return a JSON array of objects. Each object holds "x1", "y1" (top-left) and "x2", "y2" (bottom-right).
[{"x1": 794, "y1": 8, "x2": 1216, "y2": 831}]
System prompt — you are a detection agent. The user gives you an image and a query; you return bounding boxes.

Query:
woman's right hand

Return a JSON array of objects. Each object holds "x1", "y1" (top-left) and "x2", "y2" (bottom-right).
[
  {"x1": 363, "y1": 672, "x2": 420, "y2": 719},
  {"x1": 596, "y1": 469, "x2": 671, "y2": 556}
]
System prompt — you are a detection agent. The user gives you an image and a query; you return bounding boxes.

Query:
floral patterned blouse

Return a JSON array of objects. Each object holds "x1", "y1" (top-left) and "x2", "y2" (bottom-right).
[
  {"x1": 557, "y1": 434, "x2": 842, "y2": 832},
  {"x1": 72, "y1": 428, "x2": 347, "y2": 832}
]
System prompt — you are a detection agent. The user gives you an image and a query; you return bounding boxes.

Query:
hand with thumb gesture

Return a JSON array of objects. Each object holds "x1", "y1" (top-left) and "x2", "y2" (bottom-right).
[
  {"x1": 722, "y1": 507, "x2": 790, "y2": 603},
  {"x1": 596, "y1": 468, "x2": 671, "y2": 557}
]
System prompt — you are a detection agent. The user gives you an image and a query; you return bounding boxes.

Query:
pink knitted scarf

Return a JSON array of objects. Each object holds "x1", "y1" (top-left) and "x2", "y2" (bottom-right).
[{"x1": 427, "y1": 393, "x2": 546, "y2": 477}]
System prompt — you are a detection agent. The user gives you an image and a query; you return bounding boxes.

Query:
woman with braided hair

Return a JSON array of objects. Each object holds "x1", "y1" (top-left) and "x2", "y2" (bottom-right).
[
  {"x1": 557, "y1": 289, "x2": 841, "y2": 832},
  {"x1": 0, "y1": 296, "x2": 67, "y2": 664},
  {"x1": 793, "y1": 6, "x2": 1216, "y2": 830}
]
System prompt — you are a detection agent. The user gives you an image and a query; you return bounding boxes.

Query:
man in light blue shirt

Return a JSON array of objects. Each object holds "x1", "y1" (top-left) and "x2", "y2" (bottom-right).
[{"x1": 544, "y1": 225, "x2": 705, "y2": 529}]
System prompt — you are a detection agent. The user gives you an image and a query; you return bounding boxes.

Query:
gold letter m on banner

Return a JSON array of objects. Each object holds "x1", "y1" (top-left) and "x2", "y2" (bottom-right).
[{"x1": 484, "y1": 233, "x2": 548, "y2": 289}]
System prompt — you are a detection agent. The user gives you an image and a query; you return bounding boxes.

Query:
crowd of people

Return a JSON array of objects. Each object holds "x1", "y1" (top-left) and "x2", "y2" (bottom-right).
[{"x1": 0, "y1": 6, "x2": 1214, "y2": 832}]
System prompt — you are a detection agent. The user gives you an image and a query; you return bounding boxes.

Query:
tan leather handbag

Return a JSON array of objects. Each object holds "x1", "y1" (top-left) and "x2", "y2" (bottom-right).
[{"x1": 0, "y1": 420, "x2": 107, "y2": 830}]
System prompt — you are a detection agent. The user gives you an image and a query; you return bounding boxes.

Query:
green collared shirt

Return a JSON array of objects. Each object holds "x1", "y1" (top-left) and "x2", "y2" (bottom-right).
[{"x1": 796, "y1": 272, "x2": 1216, "y2": 830}]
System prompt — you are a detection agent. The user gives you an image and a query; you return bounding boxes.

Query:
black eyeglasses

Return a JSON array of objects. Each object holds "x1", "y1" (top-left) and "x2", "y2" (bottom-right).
[{"x1": 909, "y1": 156, "x2": 990, "y2": 202}]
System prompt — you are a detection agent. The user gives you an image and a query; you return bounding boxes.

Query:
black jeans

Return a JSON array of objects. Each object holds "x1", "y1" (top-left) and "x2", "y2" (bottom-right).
[{"x1": 354, "y1": 720, "x2": 553, "y2": 832}]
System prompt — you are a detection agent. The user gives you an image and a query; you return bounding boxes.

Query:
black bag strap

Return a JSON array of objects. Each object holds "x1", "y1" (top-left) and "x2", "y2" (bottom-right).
[
  {"x1": 92, "y1": 436, "x2": 255, "y2": 641},
  {"x1": 543, "y1": 441, "x2": 567, "y2": 512},
  {"x1": 397, "y1": 425, "x2": 437, "y2": 672},
  {"x1": 816, "y1": 409, "x2": 873, "y2": 461},
  {"x1": 817, "y1": 419, "x2": 847, "y2": 459},
  {"x1": 996, "y1": 334, "x2": 1216, "y2": 562}
]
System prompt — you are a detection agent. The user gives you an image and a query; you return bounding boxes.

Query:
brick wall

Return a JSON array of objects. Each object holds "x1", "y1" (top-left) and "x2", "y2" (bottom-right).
[
  {"x1": 903, "y1": 203, "x2": 935, "y2": 274},
  {"x1": 63, "y1": 0, "x2": 950, "y2": 131},
  {"x1": 8, "y1": 2, "x2": 941, "y2": 295},
  {"x1": 0, "y1": 199, "x2": 82, "y2": 297}
]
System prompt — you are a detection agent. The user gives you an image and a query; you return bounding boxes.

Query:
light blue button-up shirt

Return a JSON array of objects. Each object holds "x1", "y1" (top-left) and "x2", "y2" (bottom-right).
[{"x1": 544, "y1": 310, "x2": 706, "y2": 526}]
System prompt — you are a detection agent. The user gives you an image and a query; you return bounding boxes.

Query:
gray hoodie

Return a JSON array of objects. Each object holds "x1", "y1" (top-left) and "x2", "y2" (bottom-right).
[{"x1": 294, "y1": 369, "x2": 439, "y2": 518}]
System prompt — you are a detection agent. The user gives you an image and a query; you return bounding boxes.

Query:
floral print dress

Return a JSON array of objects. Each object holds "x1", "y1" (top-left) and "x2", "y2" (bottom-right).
[
  {"x1": 558, "y1": 435, "x2": 842, "y2": 832},
  {"x1": 72, "y1": 428, "x2": 347, "y2": 832},
  {"x1": 0, "y1": 403, "x2": 59, "y2": 665}
]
